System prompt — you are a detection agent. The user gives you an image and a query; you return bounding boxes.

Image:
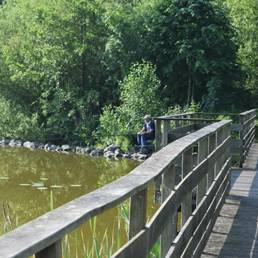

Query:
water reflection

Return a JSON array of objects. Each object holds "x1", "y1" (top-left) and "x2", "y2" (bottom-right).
[{"x1": 0, "y1": 147, "x2": 139, "y2": 239}]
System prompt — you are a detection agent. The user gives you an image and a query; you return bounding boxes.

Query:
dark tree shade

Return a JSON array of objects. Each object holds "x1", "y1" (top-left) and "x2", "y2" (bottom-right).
[{"x1": 144, "y1": 0, "x2": 241, "y2": 110}]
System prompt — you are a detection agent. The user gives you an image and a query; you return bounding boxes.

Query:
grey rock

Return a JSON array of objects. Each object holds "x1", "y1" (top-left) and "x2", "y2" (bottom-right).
[
  {"x1": 0, "y1": 139, "x2": 9, "y2": 146},
  {"x1": 122, "y1": 153, "x2": 131, "y2": 159},
  {"x1": 61, "y1": 144, "x2": 72, "y2": 151},
  {"x1": 44, "y1": 143, "x2": 51, "y2": 150},
  {"x1": 44, "y1": 143, "x2": 58, "y2": 151},
  {"x1": 131, "y1": 153, "x2": 139, "y2": 160},
  {"x1": 138, "y1": 154, "x2": 148, "y2": 160},
  {"x1": 23, "y1": 141, "x2": 36, "y2": 149},
  {"x1": 75, "y1": 146, "x2": 84, "y2": 154},
  {"x1": 9, "y1": 139, "x2": 16, "y2": 147},
  {"x1": 15, "y1": 140, "x2": 23, "y2": 147},
  {"x1": 37, "y1": 143, "x2": 45, "y2": 149},
  {"x1": 55, "y1": 146, "x2": 62, "y2": 152},
  {"x1": 131, "y1": 152, "x2": 149, "y2": 161},
  {"x1": 83, "y1": 147, "x2": 94, "y2": 154},
  {"x1": 50, "y1": 144, "x2": 58, "y2": 151},
  {"x1": 104, "y1": 144, "x2": 119, "y2": 153},
  {"x1": 114, "y1": 148, "x2": 123, "y2": 158},
  {"x1": 90, "y1": 149, "x2": 104, "y2": 157},
  {"x1": 9, "y1": 139, "x2": 23, "y2": 147},
  {"x1": 104, "y1": 151, "x2": 115, "y2": 158}
]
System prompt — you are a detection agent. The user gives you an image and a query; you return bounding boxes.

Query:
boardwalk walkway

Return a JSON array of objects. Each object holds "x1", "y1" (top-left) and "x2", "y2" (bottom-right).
[{"x1": 202, "y1": 143, "x2": 258, "y2": 258}]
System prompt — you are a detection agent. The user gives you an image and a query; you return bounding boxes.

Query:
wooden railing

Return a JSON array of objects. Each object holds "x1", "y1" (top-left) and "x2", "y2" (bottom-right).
[
  {"x1": 238, "y1": 109, "x2": 256, "y2": 166},
  {"x1": 155, "y1": 109, "x2": 256, "y2": 167},
  {"x1": 154, "y1": 112, "x2": 206, "y2": 151},
  {"x1": 0, "y1": 120, "x2": 231, "y2": 258}
]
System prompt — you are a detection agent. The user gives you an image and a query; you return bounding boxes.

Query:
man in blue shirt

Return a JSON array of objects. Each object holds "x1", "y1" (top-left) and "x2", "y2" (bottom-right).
[{"x1": 137, "y1": 115, "x2": 155, "y2": 146}]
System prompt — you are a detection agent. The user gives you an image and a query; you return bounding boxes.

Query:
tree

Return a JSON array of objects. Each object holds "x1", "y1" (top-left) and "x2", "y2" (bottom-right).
[
  {"x1": 222, "y1": 0, "x2": 258, "y2": 104},
  {"x1": 97, "y1": 61, "x2": 165, "y2": 148},
  {"x1": 0, "y1": 0, "x2": 108, "y2": 142},
  {"x1": 144, "y1": 0, "x2": 241, "y2": 110}
]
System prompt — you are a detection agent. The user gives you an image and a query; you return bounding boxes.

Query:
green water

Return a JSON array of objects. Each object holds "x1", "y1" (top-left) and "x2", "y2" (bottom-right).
[{"x1": 0, "y1": 147, "x2": 142, "y2": 257}]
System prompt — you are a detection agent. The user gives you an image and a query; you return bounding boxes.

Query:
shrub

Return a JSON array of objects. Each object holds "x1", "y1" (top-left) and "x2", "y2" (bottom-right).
[
  {"x1": 0, "y1": 97, "x2": 43, "y2": 140},
  {"x1": 96, "y1": 61, "x2": 165, "y2": 149}
]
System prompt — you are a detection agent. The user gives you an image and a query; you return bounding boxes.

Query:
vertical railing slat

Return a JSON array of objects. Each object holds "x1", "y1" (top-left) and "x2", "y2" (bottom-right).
[
  {"x1": 207, "y1": 134, "x2": 216, "y2": 188},
  {"x1": 160, "y1": 165, "x2": 176, "y2": 258},
  {"x1": 182, "y1": 148, "x2": 193, "y2": 224},
  {"x1": 155, "y1": 119, "x2": 162, "y2": 151},
  {"x1": 197, "y1": 138, "x2": 208, "y2": 204},
  {"x1": 162, "y1": 120, "x2": 169, "y2": 147},
  {"x1": 35, "y1": 240, "x2": 62, "y2": 258},
  {"x1": 129, "y1": 189, "x2": 147, "y2": 239}
]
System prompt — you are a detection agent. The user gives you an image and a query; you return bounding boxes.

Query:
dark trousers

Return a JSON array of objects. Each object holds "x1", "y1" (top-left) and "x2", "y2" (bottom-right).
[{"x1": 137, "y1": 133, "x2": 155, "y2": 146}]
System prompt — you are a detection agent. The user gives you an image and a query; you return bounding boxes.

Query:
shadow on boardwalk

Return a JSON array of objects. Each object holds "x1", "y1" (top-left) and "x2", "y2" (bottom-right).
[{"x1": 202, "y1": 144, "x2": 258, "y2": 258}]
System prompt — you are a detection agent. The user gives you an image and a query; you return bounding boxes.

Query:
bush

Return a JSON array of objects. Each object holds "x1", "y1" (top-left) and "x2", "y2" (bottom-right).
[
  {"x1": 166, "y1": 101, "x2": 200, "y2": 115},
  {"x1": 0, "y1": 97, "x2": 43, "y2": 140},
  {"x1": 96, "y1": 61, "x2": 165, "y2": 150}
]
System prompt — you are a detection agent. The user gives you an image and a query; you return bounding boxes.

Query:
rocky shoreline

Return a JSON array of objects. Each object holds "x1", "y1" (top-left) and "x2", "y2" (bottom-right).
[{"x1": 0, "y1": 139, "x2": 154, "y2": 161}]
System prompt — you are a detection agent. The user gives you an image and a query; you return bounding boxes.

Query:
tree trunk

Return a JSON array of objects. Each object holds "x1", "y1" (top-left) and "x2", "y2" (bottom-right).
[
  {"x1": 187, "y1": 75, "x2": 192, "y2": 105},
  {"x1": 81, "y1": 22, "x2": 86, "y2": 90}
]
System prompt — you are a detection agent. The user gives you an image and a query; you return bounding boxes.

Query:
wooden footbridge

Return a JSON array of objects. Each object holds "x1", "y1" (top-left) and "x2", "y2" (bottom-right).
[
  {"x1": 202, "y1": 143, "x2": 258, "y2": 258},
  {"x1": 0, "y1": 109, "x2": 256, "y2": 258}
]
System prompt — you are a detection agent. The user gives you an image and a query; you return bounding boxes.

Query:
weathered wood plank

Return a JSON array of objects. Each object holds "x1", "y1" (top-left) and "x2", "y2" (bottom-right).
[
  {"x1": 185, "y1": 171, "x2": 230, "y2": 258},
  {"x1": 193, "y1": 181, "x2": 230, "y2": 258},
  {"x1": 112, "y1": 230, "x2": 148, "y2": 258},
  {"x1": 161, "y1": 165, "x2": 176, "y2": 258},
  {"x1": 182, "y1": 148, "x2": 193, "y2": 225},
  {"x1": 166, "y1": 158, "x2": 231, "y2": 258},
  {"x1": 155, "y1": 119, "x2": 162, "y2": 151},
  {"x1": 201, "y1": 142, "x2": 258, "y2": 258},
  {"x1": 35, "y1": 240, "x2": 62, "y2": 258},
  {"x1": 129, "y1": 189, "x2": 147, "y2": 240},
  {"x1": 168, "y1": 124, "x2": 196, "y2": 142},
  {"x1": 162, "y1": 120, "x2": 170, "y2": 147},
  {"x1": 147, "y1": 139, "x2": 230, "y2": 250},
  {"x1": 197, "y1": 138, "x2": 208, "y2": 204}
]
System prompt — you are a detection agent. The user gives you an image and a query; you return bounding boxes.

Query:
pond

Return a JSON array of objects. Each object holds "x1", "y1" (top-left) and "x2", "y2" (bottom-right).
[{"x1": 0, "y1": 147, "x2": 149, "y2": 257}]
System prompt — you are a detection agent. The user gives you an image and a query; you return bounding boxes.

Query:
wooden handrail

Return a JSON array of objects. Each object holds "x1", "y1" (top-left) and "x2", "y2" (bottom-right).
[
  {"x1": 239, "y1": 109, "x2": 256, "y2": 166},
  {"x1": 154, "y1": 112, "x2": 195, "y2": 120},
  {"x1": 112, "y1": 120, "x2": 231, "y2": 257},
  {"x1": 155, "y1": 109, "x2": 256, "y2": 167},
  {"x1": 0, "y1": 120, "x2": 231, "y2": 258}
]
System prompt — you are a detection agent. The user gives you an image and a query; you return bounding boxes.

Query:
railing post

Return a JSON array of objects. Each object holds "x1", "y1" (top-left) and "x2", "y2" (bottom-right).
[
  {"x1": 197, "y1": 138, "x2": 208, "y2": 204},
  {"x1": 155, "y1": 119, "x2": 162, "y2": 151},
  {"x1": 182, "y1": 148, "x2": 193, "y2": 224},
  {"x1": 161, "y1": 165, "x2": 176, "y2": 258},
  {"x1": 129, "y1": 189, "x2": 147, "y2": 239},
  {"x1": 239, "y1": 114, "x2": 245, "y2": 167},
  {"x1": 215, "y1": 130, "x2": 222, "y2": 176},
  {"x1": 207, "y1": 133, "x2": 216, "y2": 188},
  {"x1": 162, "y1": 120, "x2": 169, "y2": 147},
  {"x1": 35, "y1": 240, "x2": 62, "y2": 258}
]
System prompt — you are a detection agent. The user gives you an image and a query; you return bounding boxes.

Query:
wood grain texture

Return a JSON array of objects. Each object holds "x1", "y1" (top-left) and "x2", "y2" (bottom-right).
[
  {"x1": 201, "y1": 143, "x2": 258, "y2": 258},
  {"x1": 129, "y1": 189, "x2": 147, "y2": 240},
  {"x1": 161, "y1": 165, "x2": 176, "y2": 258},
  {"x1": 35, "y1": 240, "x2": 62, "y2": 258}
]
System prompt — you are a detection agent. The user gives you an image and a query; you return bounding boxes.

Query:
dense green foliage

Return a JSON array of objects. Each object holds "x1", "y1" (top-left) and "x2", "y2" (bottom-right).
[
  {"x1": 222, "y1": 0, "x2": 258, "y2": 103},
  {"x1": 0, "y1": 97, "x2": 41, "y2": 140},
  {"x1": 0, "y1": 0, "x2": 256, "y2": 145},
  {"x1": 143, "y1": 0, "x2": 241, "y2": 109},
  {"x1": 96, "y1": 62, "x2": 164, "y2": 149}
]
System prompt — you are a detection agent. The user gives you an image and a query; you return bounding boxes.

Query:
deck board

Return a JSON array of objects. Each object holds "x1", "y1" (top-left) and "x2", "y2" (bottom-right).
[{"x1": 201, "y1": 143, "x2": 258, "y2": 258}]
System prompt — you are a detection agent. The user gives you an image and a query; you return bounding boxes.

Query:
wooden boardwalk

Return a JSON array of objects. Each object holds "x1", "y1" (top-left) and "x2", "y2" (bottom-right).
[{"x1": 202, "y1": 143, "x2": 258, "y2": 258}]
